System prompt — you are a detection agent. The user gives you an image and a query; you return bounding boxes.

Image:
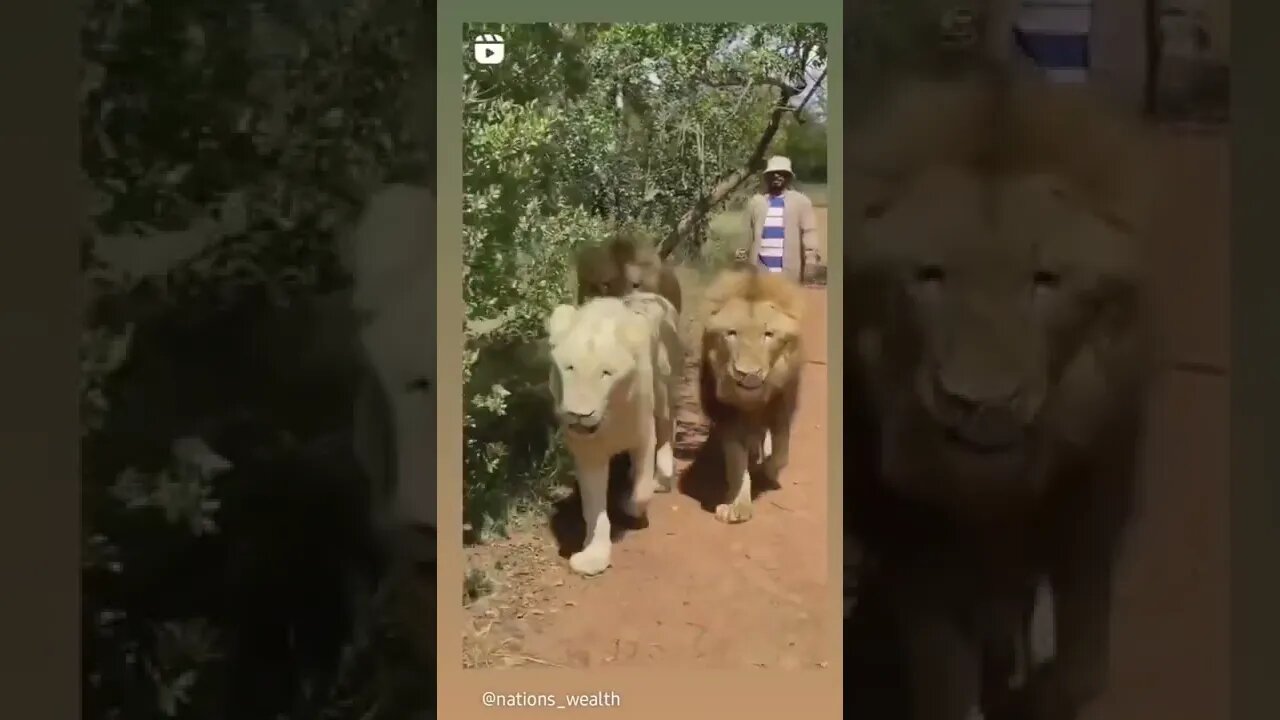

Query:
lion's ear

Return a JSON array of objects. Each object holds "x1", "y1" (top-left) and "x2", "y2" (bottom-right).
[{"x1": 547, "y1": 305, "x2": 577, "y2": 346}]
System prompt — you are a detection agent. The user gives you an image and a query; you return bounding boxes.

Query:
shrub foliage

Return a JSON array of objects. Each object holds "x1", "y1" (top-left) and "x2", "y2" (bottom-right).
[{"x1": 81, "y1": 1, "x2": 431, "y2": 718}]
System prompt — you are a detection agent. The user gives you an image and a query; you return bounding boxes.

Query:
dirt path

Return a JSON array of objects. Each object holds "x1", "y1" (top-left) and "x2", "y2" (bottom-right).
[
  {"x1": 1078, "y1": 128, "x2": 1229, "y2": 719},
  {"x1": 463, "y1": 282, "x2": 832, "y2": 670}
]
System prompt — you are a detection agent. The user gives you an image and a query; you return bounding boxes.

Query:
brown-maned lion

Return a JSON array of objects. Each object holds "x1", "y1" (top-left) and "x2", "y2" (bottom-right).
[
  {"x1": 843, "y1": 62, "x2": 1157, "y2": 720},
  {"x1": 575, "y1": 233, "x2": 684, "y2": 313},
  {"x1": 699, "y1": 264, "x2": 805, "y2": 524}
]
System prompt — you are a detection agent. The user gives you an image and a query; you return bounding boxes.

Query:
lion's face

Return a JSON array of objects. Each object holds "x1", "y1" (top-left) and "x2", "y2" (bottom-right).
[
  {"x1": 856, "y1": 166, "x2": 1142, "y2": 483},
  {"x1": 622, "y1": 261, "x2": 660, "y2": 294},
  {"x1": 546, "y1": 301, "x2": 648, "y2": 437},
  {"x1": 704, "y1": 289, "x2": 802, "y2": 409},
  {"x1": 577, "y1": 247, "x2": 659, "y2": 299},
  {"x1": 577, "y1": 246, "x2": 622, "y2": 298}
]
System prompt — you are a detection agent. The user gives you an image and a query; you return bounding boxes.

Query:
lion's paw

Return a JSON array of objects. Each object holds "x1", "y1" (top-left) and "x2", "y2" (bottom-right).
[
  {"x1": 761, "y1": 456, "x2": 785, "y2": 485},
  {"x1": 621, "y1": 496, "x2": 650, "y2": 519},
  {"x1": 760, "y1": 457, "x2": 777, "y2": 483},
  {"x1": 569, "y1": 547, "x2": 611, "y2": 576},
  {"x1": 714, "y1": 501, "x2": 753, "y2": 524},
  {"x1": 656, "y1": 444, "x2": 676, "y2": 486}
]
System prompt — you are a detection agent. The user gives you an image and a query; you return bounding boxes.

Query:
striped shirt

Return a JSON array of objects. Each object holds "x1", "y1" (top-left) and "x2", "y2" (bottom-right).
[
  {"x1": 758, "y1": 194, "x2": 786, "y2": 273},
  {"x1": 1013, "y1": 0, "x2": 1092, "y2": 84}
]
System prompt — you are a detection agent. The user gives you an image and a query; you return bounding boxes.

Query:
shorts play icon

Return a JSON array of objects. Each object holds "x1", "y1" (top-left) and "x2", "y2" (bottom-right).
[{"x1": 473, "y1": 34, "x2": 505, "y2": 65}]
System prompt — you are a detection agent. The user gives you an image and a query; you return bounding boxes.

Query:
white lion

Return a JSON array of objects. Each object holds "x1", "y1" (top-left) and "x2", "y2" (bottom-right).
[
  {"x1": 345, "y1": 184, "x2": 436, "y2": 544},
  {"x1": 546, "y1": 292, "x2": 682, "y2": 576}
]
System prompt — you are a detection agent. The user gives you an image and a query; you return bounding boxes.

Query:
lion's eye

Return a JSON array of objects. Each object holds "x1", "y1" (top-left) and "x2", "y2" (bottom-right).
[
  {"x1": 1033, "y1": 269, "x2": 1061, "y2": 288},
  {"x1": 601, "y1": 369, "x2": 612, "y2": 377},
  {"x1": 632, "y1": 282, "x2": 641, "y2": 289},
  {"x1": 764, "y1": 330, "x2": 775, "y2": 340},
  {"x1": 915, "y1": 264, "x2": 946, "y2": 283},
  {"x1": 565, "y1": 365, "x2": 575, "y2": 372},
  {"x1": 726, "y1": 330, "x2": 737, "y2": 338}
]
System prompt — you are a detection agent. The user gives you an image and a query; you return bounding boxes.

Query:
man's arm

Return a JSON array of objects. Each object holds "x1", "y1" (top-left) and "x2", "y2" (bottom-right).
[{"x1": 799, "y1": 194, "x2": 820, "y2": 263}]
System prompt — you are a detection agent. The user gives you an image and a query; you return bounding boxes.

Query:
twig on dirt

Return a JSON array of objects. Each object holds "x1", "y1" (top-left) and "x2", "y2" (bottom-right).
[
  {"x1": 686, "y1": 621, "x2": 708, "y2": 655},
  {"x1": 604, "y1": 638, "x2": 622, "y2": 663},
  {"x1": 494, "y1": 652, "x2": 569, "y2": 669}
]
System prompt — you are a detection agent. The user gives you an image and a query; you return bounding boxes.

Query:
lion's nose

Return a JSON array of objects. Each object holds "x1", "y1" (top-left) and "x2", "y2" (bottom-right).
[
  {"x1": 732, "y1": 367, "x2": 765, "y2": 389},
  {"x1": 566, "y1": 409, "x2": 600, "y2": 427},
  {"x1": 936, "y1": 384, "x2": 1020, "y2": 417},
  {"x1": 931, "y1": 375, "x2": 1025, "y2": 446},
  {"x1": 933, "y1": 371, "x2": 1021, "y2": 414}
]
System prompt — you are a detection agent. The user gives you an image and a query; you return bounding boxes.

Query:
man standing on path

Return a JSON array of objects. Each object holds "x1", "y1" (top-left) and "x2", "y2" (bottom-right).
[{"x1": 738, "y1": 156, "x2": 820, "y2": 284}]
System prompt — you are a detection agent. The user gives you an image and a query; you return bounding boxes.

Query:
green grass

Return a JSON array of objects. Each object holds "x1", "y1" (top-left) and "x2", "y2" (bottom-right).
[
  {"x1": 798, "y1": 181, "x2": 829, "y2": 208},
  {"x1": 703, "y1": 209, "x2": 747, "y2": 270}
]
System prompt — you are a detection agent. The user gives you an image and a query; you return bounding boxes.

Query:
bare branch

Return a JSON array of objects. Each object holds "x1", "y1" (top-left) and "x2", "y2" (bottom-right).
[
  {"x1": 699, "y1": 73, "x2": 805, "y2": 95},
  {"x1": 797, "y1": 40, "x2": 814, "y2": 80},
  {"x1": 793, "y1": 68, "x2": 828, "y2": 123}
]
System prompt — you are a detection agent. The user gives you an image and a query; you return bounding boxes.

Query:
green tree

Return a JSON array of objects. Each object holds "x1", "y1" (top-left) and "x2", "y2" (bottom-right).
[{"x1": 782, "y1": 108, "x2": 829, "y2": 181}]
